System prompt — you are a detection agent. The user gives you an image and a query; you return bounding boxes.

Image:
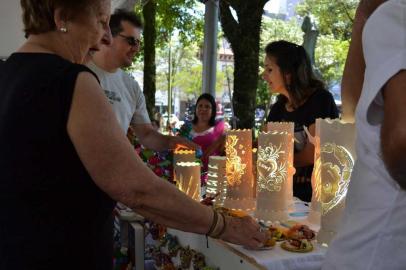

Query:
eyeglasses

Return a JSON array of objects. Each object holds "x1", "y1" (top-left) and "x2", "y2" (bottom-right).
[{"x1": 117, "y1": 34, "x2": 141, "y2": 47}]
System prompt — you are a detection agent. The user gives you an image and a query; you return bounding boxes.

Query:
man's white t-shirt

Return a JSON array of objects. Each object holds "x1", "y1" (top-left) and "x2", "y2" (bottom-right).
[
  {"x1": 87, "y1": 61, "x2": 151, "y2": 132},
  {"x1": 322, "y1": 1, "x2": 406, "y2": 269}
]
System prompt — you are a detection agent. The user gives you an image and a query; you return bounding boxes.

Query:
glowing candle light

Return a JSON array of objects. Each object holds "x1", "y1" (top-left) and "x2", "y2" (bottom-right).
[
  {"x1": 206, "y1": 156, "x2": 227, "y2": 206},
  {"x1": 223, "y1": 129, "x2": 255, "y2": 211},
  {"x1": 174, "y1": 162, "x2": 201, "y2": 201},
  {"x1": 173, "y1": 149, "x2": 196, "y2": 166},
  {"x1": 311, "y1": 119, "x2": 356, "y2": 246}
]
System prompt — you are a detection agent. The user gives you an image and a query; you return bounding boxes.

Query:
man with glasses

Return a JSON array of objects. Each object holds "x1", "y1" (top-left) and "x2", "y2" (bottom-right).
[
  {"x1": 88, "y1": 9, "x2": 197, "y2": 151},
  {"x1": 88, "y1": 9, "x2": 199, "y2": 258}
]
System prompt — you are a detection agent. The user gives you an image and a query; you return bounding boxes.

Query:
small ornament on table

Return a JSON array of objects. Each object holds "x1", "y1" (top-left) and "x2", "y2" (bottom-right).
[
  {"x1": 153, "y1": 252, "x2": 172, "y2": 268},
  {"x1": 159, "y1": 233, "x2": 170, "y2": 247},
  {"x1": 167, "y1": 235, "x2": 181, "y2": 257},
  {"x1": 179, "y1": 246, "x2": 194, "y2": 269},
  {"x1": 193, "y1": 252, "x2": 206, "y2": 270},
  {"x1": 162, "y1": 262, "x2": 176, "y2": 270},
  {"x1": 148, "y1": 222, "x2": 167, "y2": 241}
]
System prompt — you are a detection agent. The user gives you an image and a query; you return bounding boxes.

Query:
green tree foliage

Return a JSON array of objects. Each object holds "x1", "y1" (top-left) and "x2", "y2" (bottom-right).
[
  {"x1": 156, "y1": 40, "x2": 229, "y2": 102},
  {"x1": 315, "y1": 35, "x2": 350, "y2": 88},
  {"x1": 296, "y1": 0, "x2": 358, "y2": 41},
  {"x1": 134, "y1": 0, "x2": 204, "y2": 117},
  {"x1": 156, "y1": 0, "x2": 204, "y2": 45},
  {"x1": 296, "y1": 0, "x2": 357, "y2": 87}
]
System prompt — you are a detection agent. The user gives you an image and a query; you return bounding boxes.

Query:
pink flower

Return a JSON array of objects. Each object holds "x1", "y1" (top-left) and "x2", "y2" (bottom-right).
[
  {"x1": 148, "y1": 156, "x2": 161, "y2": 166},
  {"x1": 154, "y1": 167, "x2": 164, "y2": 177}
]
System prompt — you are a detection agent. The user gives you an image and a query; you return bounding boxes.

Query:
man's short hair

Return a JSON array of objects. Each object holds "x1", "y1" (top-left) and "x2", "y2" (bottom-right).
[{"x1": 110, "y1": 9, "x2": 143, "y2": 36}]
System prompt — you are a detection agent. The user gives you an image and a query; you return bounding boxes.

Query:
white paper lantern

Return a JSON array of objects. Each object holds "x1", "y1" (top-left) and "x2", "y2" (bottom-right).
[
  {"x1": 223, "y1": 129, "x2": 255, "y2": 211},
  {"x1": 174, "y1": 162, "x2": 201, "y2": 201},
  {"x1": 254, "y1": 127, "x2": 295, "y2": 223},
  {"x1": 310, "y1": 119, "x2": 356, "y2": 245},
  {"x1": 173, "y1": 149, "x2": 195, "y2": 166},
  {"x1": 206, "y1": 156, "x2": 227, "y2": 206}
]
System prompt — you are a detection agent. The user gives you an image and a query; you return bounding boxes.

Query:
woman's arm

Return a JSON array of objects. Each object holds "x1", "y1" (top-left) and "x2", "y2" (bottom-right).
[
  {"x1": 202, "y1": 121, "x2": 228, "y2": 160},
  {"x1": 341, "y1": 0, "x2": 388, "y2": 122},
  {"x1": 67, "y1": 72, "x2": 265, "y2": 247},
  {"x1": 294, "y1": 124, "x2": 315, "y2": 167}
]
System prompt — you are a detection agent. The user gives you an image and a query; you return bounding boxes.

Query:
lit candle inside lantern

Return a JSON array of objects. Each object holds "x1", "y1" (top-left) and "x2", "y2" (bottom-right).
[
  {"x1": 254, "y1": 128, "x2": 295, "y2": 223},
  {"x1": 174, "y1": 162, "x2": 201, "y2": 201},
  {"x1": 311, "y1": 119, "x2": 356, "y2": 246},
  {"x1": 207, "y1": 156, "x2": 227, "y2": 206},
  {"x1": 223, "y1": 129, "x2": 255, "y2": 211},
  {"x1": 173, "y1": 149, "x2": 196, "y2": 166}
]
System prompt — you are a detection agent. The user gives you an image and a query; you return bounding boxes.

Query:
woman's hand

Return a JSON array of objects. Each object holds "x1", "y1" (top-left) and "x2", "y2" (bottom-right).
[
  {"x1": 220, "y1": 215, "x2": 267, "y2": 249},
  {"x1": 169, "y1": 136, "x2": 201, "y2": 151},
  {"x1": 202, "y1": 135, "x2": 226, "y2": 161}
]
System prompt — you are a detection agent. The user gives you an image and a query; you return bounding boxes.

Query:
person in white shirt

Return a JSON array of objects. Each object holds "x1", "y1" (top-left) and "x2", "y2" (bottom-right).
[
  {"x1": 88, "y1": 9, "x2": 197, "y2": 151},
  {"x1": 322, "y1": 0, "x2": 406, "y2": 269}
]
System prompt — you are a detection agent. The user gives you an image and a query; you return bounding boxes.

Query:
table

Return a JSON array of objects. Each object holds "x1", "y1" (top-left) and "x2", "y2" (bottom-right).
[{"x1": 120, "y1": 201, "x2": 327, "y2": 270}]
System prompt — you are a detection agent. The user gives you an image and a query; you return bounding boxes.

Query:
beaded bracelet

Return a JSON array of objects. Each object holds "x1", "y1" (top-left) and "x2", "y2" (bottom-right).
[
  {"x1": 206, "y1": 209, "x2": 218, "y2": 236},
  {"x1": 211, "y1": 212, "x2": 227, "y2": 239}
]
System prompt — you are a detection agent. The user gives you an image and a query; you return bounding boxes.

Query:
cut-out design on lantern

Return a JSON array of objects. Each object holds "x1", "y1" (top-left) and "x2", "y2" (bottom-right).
[
  {"x1": 309, "y1": 119, "x2": 356, "y2": 246},
  {"x1": 223, "y1": 130, "x2": 254, "y2": 211},
  {"x1": 320, "y1": 143, "x2": 354, "y2": 214},
  {"x1": 206, "y1": 175, "x2": 227, "y2": 207},
  {"x1": 206, "y1": 156, "x2": 227, "y2": 206},
  {"x1": 267, "y1": 122, "x2": 295, "y2": 201},
  {"x1": 174, "y1": 162, "x2": 201, "y2": 201},
  {"x1": 225, "y1": 135, "x2": 246, "y2": 187},
  {"x1": 254, "y1": 128, "x2": 294, "y2": 223},
  {"x1": 173, "y1": 149, "x2": 196, "y2": 165},
  {"x1": 257, "y1": 144, "x2": 287, "y2": 192}
]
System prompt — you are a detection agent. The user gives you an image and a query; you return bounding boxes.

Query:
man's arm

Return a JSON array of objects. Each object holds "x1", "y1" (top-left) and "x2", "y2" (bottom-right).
[
  {"x1": 341, "y1": 0, "x2": 387, "y2": 122},
  {"x1": 381, "y1": 70, "x2": 406, "y2": 190},
  {"x1": 132, "y1": 123, "x2": 200, "y2": 151}
]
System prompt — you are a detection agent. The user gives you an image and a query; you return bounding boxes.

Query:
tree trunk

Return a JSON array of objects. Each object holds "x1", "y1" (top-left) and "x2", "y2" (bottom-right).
[
  {"x1": 143, "y1": 0, "x2": 157, "y2": 119},
  {"x1": 219, "y1": 0, "x2": 268, "y2": 128}
]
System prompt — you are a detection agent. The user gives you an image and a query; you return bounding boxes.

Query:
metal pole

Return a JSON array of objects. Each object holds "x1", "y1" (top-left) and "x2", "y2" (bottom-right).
[
  {"x1": 202, "y1": 0, "x2": 219, "y2": 97},
  {"x1": 167, "y1": 39, "x2": 172, "y2": 129}
]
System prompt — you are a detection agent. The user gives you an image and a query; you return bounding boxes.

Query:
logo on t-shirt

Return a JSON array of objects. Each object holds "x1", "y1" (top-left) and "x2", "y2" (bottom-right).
[{"x1": 104, "y1": 90, "x2": 121, "y2": 104}]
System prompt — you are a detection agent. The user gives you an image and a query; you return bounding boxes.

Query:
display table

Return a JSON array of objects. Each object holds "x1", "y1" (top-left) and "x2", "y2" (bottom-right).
[
  {"x1": 168, "y1": 208, "x2": 327, "y2": 270},
  {"x1": 119, "y1": 201, "x2": 327, "y2": 270},
  {"x1": 168, "y1": 229, "x2": 327, "y2": 270}
]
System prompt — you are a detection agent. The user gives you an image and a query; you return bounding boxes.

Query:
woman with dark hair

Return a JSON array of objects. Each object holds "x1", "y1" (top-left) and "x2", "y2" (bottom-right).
[
  {"x1": 179, "y1": 93, "x2": 227, "y2": 185},
  {"x1": 263, "y1": 40, "x2": 339, "y2": 202}
]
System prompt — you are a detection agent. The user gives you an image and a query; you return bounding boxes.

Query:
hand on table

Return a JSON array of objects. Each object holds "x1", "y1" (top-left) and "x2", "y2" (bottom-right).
[{"x1": 220, "y1": 215, "x2": 267, "y2": 249}]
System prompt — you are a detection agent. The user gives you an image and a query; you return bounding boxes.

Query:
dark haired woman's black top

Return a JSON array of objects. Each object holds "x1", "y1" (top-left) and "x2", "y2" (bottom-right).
[
  {"x1": 267, "y1": 89, "x2": 339, "y2": 202},
  {"x1": 0, "y1": 53, "x2": 115, "y2": 270}
]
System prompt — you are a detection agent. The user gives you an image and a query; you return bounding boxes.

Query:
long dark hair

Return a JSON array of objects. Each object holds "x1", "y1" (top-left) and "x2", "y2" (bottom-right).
[
  {"x1": 192, "y1": 93, "x2": 217, "y2": 127},
  {"x1": 265, "y1": 40, "x2": 326, "y2": 108}
]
